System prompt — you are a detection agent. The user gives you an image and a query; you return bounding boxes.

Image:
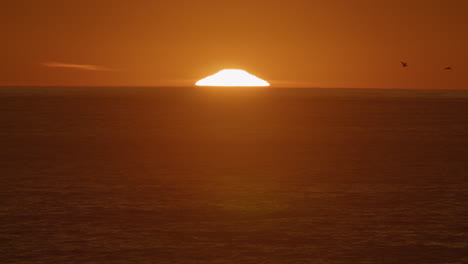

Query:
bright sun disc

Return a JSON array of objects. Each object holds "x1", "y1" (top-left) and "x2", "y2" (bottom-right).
[{"x1": 196, "y1": 69, "x2": 270, "y2": 87}]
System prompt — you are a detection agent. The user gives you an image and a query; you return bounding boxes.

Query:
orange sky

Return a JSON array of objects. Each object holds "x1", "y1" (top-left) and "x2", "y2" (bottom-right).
[{"x1": 2, "y1": 0, "x2": 468, "y2": 89}]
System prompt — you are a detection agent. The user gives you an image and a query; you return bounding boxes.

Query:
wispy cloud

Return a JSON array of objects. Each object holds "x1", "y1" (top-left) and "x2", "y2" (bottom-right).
[{"x1": 42, "y1": 62, "x2": 113, "y2": 71}]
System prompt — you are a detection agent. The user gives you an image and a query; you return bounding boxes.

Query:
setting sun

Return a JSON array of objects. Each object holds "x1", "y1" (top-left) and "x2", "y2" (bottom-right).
[{"x1": 196, "y1": 69, "x2": 270, "y2": 87}]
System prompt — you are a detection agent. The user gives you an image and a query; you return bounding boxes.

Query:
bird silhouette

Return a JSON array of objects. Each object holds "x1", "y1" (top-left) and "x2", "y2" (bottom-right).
[
  {"x1": 401, "y1": 61, "x2": 408, "y2": 67},
  {"x1": 444, "y1": 66, "x2": 452, "y2": 70}
]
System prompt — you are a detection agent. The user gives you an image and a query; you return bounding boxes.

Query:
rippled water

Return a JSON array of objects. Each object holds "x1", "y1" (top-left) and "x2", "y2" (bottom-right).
[{"x1": 1, "y1": 87, "x2": 467, "y2": 263}]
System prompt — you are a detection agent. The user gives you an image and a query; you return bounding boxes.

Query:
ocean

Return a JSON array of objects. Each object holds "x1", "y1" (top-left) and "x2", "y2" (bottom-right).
[{"x1": 1, "y1": 87, "x2": 467, "y2": 264}]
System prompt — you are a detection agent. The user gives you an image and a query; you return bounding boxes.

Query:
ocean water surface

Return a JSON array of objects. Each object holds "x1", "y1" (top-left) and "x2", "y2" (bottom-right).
[{"x1": 1, "y1": 87, "x2": 467, "y2": 263}]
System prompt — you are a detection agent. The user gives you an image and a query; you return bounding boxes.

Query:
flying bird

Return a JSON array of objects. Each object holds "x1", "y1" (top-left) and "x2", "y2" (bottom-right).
[
  {"x1": 401, "y1": 61, "x2": 408, "y2": 67},
  {"x1": 444, "y1": 66, "x2": 452, "y2": 70}
]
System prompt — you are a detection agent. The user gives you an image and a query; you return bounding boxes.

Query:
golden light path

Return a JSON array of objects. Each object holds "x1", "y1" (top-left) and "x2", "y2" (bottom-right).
[{"x1": 196, "y1": 69, "x2": 270, "y2": 87}]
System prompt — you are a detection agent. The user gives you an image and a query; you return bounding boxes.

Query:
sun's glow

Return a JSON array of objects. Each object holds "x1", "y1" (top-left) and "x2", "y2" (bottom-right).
[{"x1": 196, "y1": 69, "x2": 270, "y2": 87}]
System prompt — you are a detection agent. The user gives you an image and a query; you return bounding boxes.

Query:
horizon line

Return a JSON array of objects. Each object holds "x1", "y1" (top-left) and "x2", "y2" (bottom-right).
[{"x1": 0, "y1": 85, "x2": 467, "y2": 91}]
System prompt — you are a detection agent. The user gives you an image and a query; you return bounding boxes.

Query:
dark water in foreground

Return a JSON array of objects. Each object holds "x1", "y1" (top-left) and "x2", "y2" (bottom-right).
[{"x1": 1, "y1": 87, "x2": 467, "y2": 264}]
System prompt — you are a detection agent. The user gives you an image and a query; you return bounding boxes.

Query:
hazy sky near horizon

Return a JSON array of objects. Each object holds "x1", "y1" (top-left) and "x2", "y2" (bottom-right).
[{"x1": 2, "y1": 0, "x2": 468, "y2": 88}]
